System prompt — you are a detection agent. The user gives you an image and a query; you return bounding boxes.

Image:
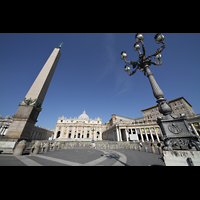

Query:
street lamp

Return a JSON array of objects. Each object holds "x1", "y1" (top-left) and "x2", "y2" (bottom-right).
[
  {"x1": 91, "y1": 126, "x2": 95, "y2": 143},
  {"x1": 121, "y1": 33, "x2": 200, "y2": 151}
]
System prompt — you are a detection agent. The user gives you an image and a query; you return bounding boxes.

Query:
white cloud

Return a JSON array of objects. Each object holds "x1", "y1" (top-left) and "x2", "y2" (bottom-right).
[
  {"x1": 112, "y1": 72, "x2": 133, "y2": 97},
  {"x1": 97, "y1": 33, "x2": 116, "y2": 81}
]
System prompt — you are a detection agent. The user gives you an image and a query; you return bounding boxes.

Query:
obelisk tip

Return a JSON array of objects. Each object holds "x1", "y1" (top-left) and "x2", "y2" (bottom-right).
[{"x1": 59, "y1": 42, "x2": 64, "y2": 49}]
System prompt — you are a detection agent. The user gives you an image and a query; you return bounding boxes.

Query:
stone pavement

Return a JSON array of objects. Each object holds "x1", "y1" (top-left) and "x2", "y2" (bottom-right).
[{"x1": 0, "y1": 148, "x2": 165, "y2": 166}]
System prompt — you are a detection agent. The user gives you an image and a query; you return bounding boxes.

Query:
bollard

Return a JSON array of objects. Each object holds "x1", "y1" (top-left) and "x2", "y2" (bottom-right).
[
  {"x1": 158, "y1": 147, "x2": 162, "y2": 155},
  {"x1": 43, "y1": 142, "x2": 49, "y2": 153},
  {"x1": 30, "y1": 141, "x2": 41, "y2": 155},
  {"x1": 134, "y1": 145, "x2": 137, "y2": 150},
  {"x1": 49, "y1": 142, "x2": 53, "y2": 151},
  {"x1": 56, "y1": 142, "x2": 60, "y2": 150},
  {"x1": 151, "y1": 144, "x2": 156, "y2": 154},
  {"x1": 52, "y1": 142, "x2": 56, "y2": 151},
  {"x1": 13, "y1": 140, "x2": 26, "y2": 156}
]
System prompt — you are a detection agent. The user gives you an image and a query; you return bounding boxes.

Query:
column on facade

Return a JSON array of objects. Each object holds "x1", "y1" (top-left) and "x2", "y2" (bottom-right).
[
  {"x1": 54, "y1": 126, "x2": 59, "y2": 139},
  {"x1": 139, "y1": 128, "x2": 144, "y2": 142},
  {"x1": 77, "y1": 126, "x2": 80, "y2": 138},
  {"x1": 143, "y1": 128, "x2": 149, "y2": 142},
  {"x1": 34, "y1": 132, "x2": 38, "y2": 140},
  {"x1": 81, "y1": 126, "x2": 83, "y2": 138},
  {"x1": 191, "y1": 123, "x2": 199, "y2": 136},
  {"x1": 99, "y1": 126, "x2": 102, "y2": 140},
  {"x1": 116, "y1": 126, "x2": 119, "y2": 141},
  {"x1": 118, "y1": 128, "x2": 122, "y2": 141},
  {"x1": 60, "y1": 126, "x2": 65, "y2": 138},
  {"x1": 42, "y1": 133, "x2": 46, "y2": 140},
  {"x1": 116, "y1": 126, "x2": 122, "y2": 141},
  {"x1": 125, "y1": 128, "x2": 129, "y2": 141},
  {"x1": 0, "y1": 125, "x2": 4, "y2": 135},
  {"x1": 76, "y1": 126, "x2": 79, "y2": 138},
  {"x1": 149, "y1": 128, "x2": 155, "y2": 143},
  {"x1": 133, "y1": 128, "x2": 139, "y2": 141},
  {"x1": 154, "y1": 127, "x2": 160, "y2": 142},
  {"x1": 71, "y1": 126, "x2": 75, "y2": 139},
  {"x1": 89, "y1": 127, "x2": 91, "y2": 139},
  {"x1": 0, "y1": 125, "x2": 6, "y2": 136},
  {"x1": 135, "y1": 128, "x2": 139, "y2": 142},
  {"x1": 66, "y1": 126, "x2": 69, "y2": 138},
  {"x1": 38, "y1": 132, "x2": 41, "y2": 139},
  {"x1": 83, "y1": 126, "x2": 86, "y2": 139},
  {"x1": 32, "y1": 132, "x2": 36, "y2": 139}
]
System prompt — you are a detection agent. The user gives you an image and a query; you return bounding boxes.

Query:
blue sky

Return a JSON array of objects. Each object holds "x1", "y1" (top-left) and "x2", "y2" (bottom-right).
[{"x1": 1, "y1": 33, "x2": 200, "y2": 130}]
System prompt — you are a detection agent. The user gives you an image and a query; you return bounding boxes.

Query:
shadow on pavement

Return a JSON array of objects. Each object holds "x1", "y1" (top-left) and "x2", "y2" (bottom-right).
[{"x1": 102, "y1": 153, "x2": 129, "y2": 166}]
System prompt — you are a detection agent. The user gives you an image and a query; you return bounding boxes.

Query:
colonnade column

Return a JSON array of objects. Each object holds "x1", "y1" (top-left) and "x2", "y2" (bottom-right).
[
  {"x1": 149, "y1": 128, "x2": 155, "y2": 143},
  {"x1": 144, "y1": 128, "x2": 149, "y2": 142},
  {"x1": 66, "y1": 127, "x2": 69, "y2": 138},
  {"x1": 53, "y1": 126, "x2": 58, "y2": 139},
  {"x1": 191, "y1": 123, "x2": 199, "y2": 136},
  {"x1": 139, "y1": 128, "x2": 144, "y2": 142},
  {"x1": 60, "y1": 126, "x2": 65, "y2": 138},
  {"x1": 125, "y1": 128, "x2": 129, "y2": 141},
  {"x1": 154, "y1": 127, "x2": 160, "y2": 142}
]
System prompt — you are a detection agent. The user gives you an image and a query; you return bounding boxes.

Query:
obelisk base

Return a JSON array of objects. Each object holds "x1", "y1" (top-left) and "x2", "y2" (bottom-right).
[{"x1": 0, "y1": 106, "x2": 41, "y2": 142}]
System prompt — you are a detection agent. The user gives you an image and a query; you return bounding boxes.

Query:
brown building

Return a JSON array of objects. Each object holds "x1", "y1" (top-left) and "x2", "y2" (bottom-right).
[
  {"x1": 141, "y1": 97, "x2": 196, "y2": 121},
  {"x1": 102, "y1": 97, "x2": 200, "y2": 142}
]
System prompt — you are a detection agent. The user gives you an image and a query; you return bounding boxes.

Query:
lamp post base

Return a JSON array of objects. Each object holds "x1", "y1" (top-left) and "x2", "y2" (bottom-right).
[{"x1": 157, "y1": 115, "x2": 200, "y2": 151}]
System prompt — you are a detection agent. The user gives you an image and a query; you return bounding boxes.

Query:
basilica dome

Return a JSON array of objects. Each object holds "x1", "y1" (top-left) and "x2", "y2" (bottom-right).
[{"x1": 78, "y1": 110, "x2": 89, "y2": 121}]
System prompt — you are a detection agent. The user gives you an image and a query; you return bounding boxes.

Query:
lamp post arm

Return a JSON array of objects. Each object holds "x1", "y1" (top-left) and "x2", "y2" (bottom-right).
[
  {"x1": 150, "y1": 60, "x2": 162, "y2": 65},
  {"x1": 128, "y1": 66, "x2": 139, "y2": 76},
  {"x1": 146, "y1": 41, "x2": 166, "y2": 61},
  {"x1": 140, "y1": 41, "x2": 146, "y2": 56},
  {"x1": 124, "y1": 58, "x2": 132, "y2": 65}
]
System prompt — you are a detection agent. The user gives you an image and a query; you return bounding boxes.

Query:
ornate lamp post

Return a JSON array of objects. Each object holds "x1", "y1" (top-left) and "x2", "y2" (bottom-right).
[
  {"x1": 91, "y1": 126, "x2": 95, "y2": 143},
  {"x1": 121, "y1": 33, "x2": 200, "y2": 151}
]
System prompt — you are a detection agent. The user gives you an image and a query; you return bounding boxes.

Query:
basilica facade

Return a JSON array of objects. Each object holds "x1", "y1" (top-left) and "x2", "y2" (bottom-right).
[{"x1": 53, "y1": 110, "x2": 106, "y2": 141}]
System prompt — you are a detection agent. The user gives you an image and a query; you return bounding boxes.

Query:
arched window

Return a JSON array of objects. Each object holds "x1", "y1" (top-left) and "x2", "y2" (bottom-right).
[{"x1": 56, "y1": 131, "x2": 61, "y2": 138}]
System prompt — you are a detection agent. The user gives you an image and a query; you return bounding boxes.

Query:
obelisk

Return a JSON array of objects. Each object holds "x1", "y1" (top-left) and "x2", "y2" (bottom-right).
[{"x1": 4, "y1": 44, "x2": 63, "y2": 142}]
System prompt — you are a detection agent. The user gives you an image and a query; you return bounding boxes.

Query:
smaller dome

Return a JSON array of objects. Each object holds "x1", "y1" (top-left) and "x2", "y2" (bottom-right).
[{"x1": 78, "y1": 110, "x2": 89, "y2": 121}]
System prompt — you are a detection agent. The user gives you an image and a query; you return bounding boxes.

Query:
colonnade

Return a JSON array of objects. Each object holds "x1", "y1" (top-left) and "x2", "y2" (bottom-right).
[
  {"x1": 0, "y1": 124, "x2": 9, "y2": 136},
  {"x1": 114, "y1": 126, "x2": 162, "y2": 142},
  {"x1": 30, "y1": 131, "x2": 51, "y2": 140}
]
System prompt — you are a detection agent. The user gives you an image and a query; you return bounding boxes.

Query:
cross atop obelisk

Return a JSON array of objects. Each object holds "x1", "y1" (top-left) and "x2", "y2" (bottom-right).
[{"x1": 4, "y1": 44, "x2": 63, "y2": 142}]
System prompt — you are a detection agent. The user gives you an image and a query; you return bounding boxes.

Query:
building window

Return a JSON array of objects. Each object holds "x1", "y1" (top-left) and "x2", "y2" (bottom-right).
[
  {"x1": 68, "y1": 133, "x2": 71, "y2": 138},
  {"x1": 56, "y1": 131, "x2": 61, "y2": 138},
  {"x1": 61, "y1": 120, "x2": 63, "y2": 122},
  {"x1": 87, "y1": 133, "x2": 89, "y2": 138},
  {"x1": 78, "y1": 133, "x2": 80, "y2": 138}
]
